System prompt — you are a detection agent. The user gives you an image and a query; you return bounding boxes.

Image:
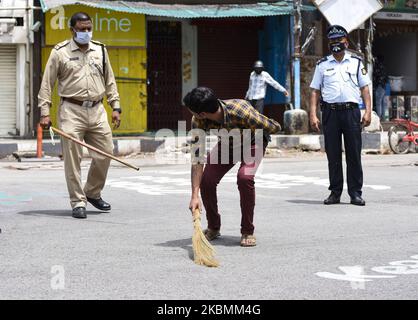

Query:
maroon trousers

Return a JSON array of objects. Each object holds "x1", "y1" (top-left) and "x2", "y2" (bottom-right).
[{"x1": 200, "y1": 141, "x2": 266, "y2": 235}]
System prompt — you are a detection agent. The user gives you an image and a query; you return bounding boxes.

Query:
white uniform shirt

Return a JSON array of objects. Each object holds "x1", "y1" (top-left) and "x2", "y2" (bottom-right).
[
  {"x1": 310, "y1": 52, "x2": 371, "y2": 104},
  {"x1": 245, "y1": 71, "x2": 286, "y2": 100}
]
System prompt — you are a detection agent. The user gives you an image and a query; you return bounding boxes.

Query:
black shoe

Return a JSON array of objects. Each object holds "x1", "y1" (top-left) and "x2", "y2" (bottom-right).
[
  {"x1": 350, "y1": 196, "x2": 365, "y2": 206},
  {"x1": 87, "y1": 197, "x2": 111, "y2": 211},
  {"x1": 72, "y1": 207, "x2": 87, "y2": 219},
  {"x1": 324, "y1": 193, "x2": 341, "y2": 205}
]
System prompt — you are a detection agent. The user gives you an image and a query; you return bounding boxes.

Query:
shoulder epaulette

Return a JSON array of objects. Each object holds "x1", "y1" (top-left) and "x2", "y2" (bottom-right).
[
  {"x1": 346, "y1": 49, "x2": 363, "y2": 61},
  {"x1": 54, "y1": 40, "x2": 70, "y2": 50},
  {"x1": 317, "y1": 56, "x2": 328, "y2": 65},
  {"x1": 91, "y1": 40, "x2": 105, "y2": 47}
]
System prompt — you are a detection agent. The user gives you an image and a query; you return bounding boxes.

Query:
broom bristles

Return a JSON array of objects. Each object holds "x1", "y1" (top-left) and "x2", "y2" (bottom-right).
[{"x1": 192, "y1": 209, "x2": 219, "y2": 267}]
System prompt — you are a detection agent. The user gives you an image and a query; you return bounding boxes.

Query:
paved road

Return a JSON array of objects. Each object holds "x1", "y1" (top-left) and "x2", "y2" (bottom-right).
[{"x1": 1, "y1": 152, "x2": 418, "y2": 299}]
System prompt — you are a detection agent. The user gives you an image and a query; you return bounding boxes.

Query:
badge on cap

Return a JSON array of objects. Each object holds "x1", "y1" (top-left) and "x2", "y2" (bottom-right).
[
  {"x1": 327, "y1": 25, "x2": 348, "y2": 39},
  {"x1": 329, "y1": 26, "x2": 340, "y2": 35}
]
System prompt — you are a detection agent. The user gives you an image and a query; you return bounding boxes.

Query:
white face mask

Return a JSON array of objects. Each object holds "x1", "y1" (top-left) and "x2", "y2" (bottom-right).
[{"x1": 74, "y1": 31, "x2": 92, "y2": 45}]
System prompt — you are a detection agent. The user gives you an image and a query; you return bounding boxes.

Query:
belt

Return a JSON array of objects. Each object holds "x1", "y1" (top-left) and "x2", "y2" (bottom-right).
[
  {"x1": 321, "y1": 102, "x2": 359, "y2": 111},
  {"x1": 63, "y1": 97, "x2": 102, "y2": 108}
]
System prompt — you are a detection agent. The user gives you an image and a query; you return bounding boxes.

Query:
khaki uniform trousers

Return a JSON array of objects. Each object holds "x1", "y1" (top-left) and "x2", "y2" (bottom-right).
[{"x1": 58, "y1": 99, "x2": 114, "y2": 209}]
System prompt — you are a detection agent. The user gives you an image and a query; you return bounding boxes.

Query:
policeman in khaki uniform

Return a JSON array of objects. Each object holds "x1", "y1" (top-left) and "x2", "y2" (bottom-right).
[
  {"x1": 38, "y1": 12, "x2": 122, "y2": 219},
  {"x1": 309, "y1": 25, "x2": 372, "y2": 206}
]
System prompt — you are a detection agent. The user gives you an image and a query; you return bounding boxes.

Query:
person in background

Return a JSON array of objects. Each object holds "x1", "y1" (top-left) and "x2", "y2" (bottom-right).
[
  {"x1": 245, "y1": 60, "x2": 289, "y2": 115},
  {"x1": 373, "y1": 54, "x2": 389, "y2": 121}
]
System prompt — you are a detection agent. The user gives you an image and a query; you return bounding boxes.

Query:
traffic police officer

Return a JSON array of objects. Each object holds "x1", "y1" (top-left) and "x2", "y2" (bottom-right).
[
  {"x1": 309, "y1": 25, "x2": 372, "y2": 206},
  {"x1": 38, "y1": 12, "x2": 122, "y2": 218}
]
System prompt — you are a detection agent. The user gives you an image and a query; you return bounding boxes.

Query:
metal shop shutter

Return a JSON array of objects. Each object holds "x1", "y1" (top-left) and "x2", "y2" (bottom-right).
[
  {"x1": 0, "y1": 45, "x2": 17, "y2": 136},
  {"x1": 197, "y1": 19, "x2": 261, "y2": 100},
  {"x1": 147, "y1": 21, "x2": 182, "y2": 131}
]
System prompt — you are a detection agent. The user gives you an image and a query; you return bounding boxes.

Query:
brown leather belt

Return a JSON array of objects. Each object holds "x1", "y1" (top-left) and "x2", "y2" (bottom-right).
[{"x1": 63, "y1": 97, "x2": 102, "y2": 108}]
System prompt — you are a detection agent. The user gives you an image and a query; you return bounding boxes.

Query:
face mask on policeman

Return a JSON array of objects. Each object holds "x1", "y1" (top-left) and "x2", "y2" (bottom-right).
[
  {"x1": 71, "y1": 19, "x2": 93, "y2": 46},
  {"x1": 329, "y1": 37, "x2": 348, "y2": 54},
  {"x1": 74, "y1": 30, "x2": 93, "y2": 45}
]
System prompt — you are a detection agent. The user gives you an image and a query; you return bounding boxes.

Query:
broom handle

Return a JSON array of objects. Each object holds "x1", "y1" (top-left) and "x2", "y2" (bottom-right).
[
  {"x1": 193, "y1": 208, "x2": 201, "y2": 221},
  {"x1": 51, "y1": 127, "x2": 140, "y2": 171}
]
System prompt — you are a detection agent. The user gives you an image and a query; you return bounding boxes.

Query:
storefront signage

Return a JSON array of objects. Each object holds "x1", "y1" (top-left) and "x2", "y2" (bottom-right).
[
  {"x1": 383, "y1": 0, "x2": 418, "y2": 10},
  {"x1": 374, "y1": 11, "x2": 418, "y2": 21},
  {"x1": 45, "y1": 5, "x2": 145, "y2": 47}
]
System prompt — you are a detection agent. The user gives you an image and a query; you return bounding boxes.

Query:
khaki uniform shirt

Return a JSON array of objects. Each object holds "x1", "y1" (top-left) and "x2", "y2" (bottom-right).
[{"x1": 38, "y1": 38, "x2": 120, "y2": 116}]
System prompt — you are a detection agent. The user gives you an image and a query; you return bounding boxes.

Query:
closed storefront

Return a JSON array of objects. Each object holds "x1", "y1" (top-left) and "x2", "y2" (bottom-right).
[
  {"x1": 0, "y1": 45, "x2": 17, "y2": 136},
  {"x1": 0, "y1": 0, "x2": 34, "y2": 137},
  {"x1": 38, "y1": 0, "x2": 301, "y2": 132},
  {"x1": 373, "y1": 2, "x2": 418, "y2": 121},
  {"x1": 195, "y1": 16, "x2": 290, "y2": 125},
  {"x1": 147, "y1": 20, "x2": 182, "y2": 130},
  {"x1": 196, "y1": 18, "x2": 261, "y2": 100}
]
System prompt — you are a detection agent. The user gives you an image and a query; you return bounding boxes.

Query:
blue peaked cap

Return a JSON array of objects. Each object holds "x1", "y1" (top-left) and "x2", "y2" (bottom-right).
[{"x1": 326, "y1": 25, "x2": 348, "y2": 39}]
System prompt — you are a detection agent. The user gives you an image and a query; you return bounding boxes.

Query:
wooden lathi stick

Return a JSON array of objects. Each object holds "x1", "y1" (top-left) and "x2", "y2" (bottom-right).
[{"x1": 51, "y1": 126, "x2": 140, "y2": 171}]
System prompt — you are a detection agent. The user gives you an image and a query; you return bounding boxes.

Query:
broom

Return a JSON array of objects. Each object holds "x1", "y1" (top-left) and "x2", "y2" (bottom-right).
[{"x1": 192, "y1": 209, "x2": 219, "y2": 267}]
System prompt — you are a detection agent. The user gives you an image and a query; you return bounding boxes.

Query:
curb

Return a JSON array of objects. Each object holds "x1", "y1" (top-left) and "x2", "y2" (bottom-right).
[
  {"x1": 0, "y1": 137, "x2": 166, "y2": 159},
  {"x1": 270, "y1": 132, "x2": 392, "y2": 152}
]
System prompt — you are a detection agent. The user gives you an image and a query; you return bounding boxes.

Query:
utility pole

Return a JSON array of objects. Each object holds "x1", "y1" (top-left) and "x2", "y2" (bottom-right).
[
  {"x1": 293, "y1": 0, "x2": 302, "y2": 110},
  {"x1": 283, "y1": 0, "x2": 309, "y2": 134}
]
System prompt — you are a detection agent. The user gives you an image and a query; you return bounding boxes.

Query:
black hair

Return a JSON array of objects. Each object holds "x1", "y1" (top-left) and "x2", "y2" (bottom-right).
[
  {"x1": 183, "y1": 87, "x2": 219, "y2": 114},
  {"x1": 70, "y1": 12, "x2": 92, "y2": 28}
]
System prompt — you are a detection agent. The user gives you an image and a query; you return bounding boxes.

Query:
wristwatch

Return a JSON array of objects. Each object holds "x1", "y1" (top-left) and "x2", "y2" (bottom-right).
[{"x1": 113, "y1": 108, "x2": 122, "y2": 114}]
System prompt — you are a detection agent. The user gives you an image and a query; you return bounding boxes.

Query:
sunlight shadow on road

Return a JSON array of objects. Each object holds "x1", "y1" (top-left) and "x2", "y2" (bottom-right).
[
  {"x1": 17, "y1": 210, "x2": 104, "y2": 218},
  {"x1": 156, "y1": 235, "x2": 242, "y2": 261},
  {"x1": 214, "y1": 235, "x2": 241, "y2": 247},
  {"x1": 155, "y1": 238, "x2": 194, "y2": 260}
]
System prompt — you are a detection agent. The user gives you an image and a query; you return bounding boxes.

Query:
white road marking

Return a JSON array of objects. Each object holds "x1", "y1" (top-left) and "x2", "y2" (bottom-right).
[
  {"x1": 316, "y1": 255, "x2": 418, "y2": 286},
  {"x1": 316, "y1": 266, "x2": 395, "y2": 283},
  {"x1": 108, "y1": 171, "x2": 391, "y2": 196}
]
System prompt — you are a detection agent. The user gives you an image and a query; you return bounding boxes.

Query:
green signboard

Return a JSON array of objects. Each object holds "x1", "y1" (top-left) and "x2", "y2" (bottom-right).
[{"x1": 384, "y1": 0, "x2": 418, "y2": 10}]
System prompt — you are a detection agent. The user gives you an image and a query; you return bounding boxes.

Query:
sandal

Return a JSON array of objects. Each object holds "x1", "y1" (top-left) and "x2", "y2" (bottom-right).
[
  {"x1": 240, "y1": 234, "x2": 256, "y2": 247},
  {"x1": 203, "y1": 228, "x2": 221, "y2": 241}
]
